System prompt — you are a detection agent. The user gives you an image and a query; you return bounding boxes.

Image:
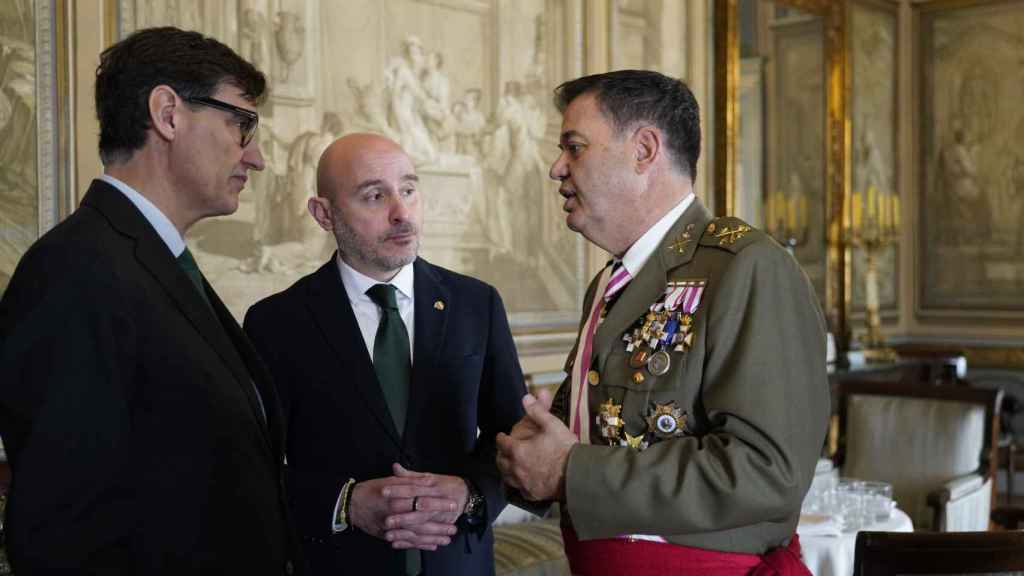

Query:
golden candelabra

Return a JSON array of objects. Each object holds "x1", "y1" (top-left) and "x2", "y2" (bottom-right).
[
  {"x1": 766, "y1": 190, "x2": 809, "y2": 254},
  {"x1": 845, "y1": 185, "x2": 901, "y2": 362}
]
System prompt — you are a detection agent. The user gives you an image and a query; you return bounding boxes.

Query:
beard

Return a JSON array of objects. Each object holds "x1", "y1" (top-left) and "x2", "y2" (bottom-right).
[{"x1": 332, "y1": 213, "x2": 419, "y2": 275}]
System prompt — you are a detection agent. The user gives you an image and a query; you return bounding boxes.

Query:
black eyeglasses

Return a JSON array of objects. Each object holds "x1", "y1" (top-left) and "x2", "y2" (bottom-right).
[{"x1": 186, "y1": 96, "x2": 259, "y2": 148}]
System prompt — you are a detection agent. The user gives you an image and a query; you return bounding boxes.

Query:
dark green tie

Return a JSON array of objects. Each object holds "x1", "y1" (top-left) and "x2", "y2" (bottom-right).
[
  {"x1": 366, "y1": 284, "x2": 411, "y2": 436},
  {"x1": 177, "y1": 247, "x2": 213, "y2": 310},
  {"x1": 365, "y1": 284, "x2": 419, "y2": 576}
]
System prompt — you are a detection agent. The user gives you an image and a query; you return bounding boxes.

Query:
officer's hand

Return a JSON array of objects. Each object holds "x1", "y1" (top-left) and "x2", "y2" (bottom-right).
[
  {"x1": 382, "y1": 464, "x2": 464, "y2": 550},
  {"x1": 496, "y1": 393, "x2": 577, "y2": 501},
  {"x1": 506, "y1": 388, "x2": 554, "y2": 441}
]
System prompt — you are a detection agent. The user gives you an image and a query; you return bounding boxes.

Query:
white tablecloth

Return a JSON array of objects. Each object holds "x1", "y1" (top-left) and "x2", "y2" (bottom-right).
[{"x1": 798, "y1": 508, "x2": 913, "y2": 576}]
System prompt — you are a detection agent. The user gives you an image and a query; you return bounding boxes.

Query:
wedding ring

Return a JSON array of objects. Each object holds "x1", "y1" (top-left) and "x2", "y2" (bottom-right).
[{"x1": 412, "y1": 496, "x2": 419, "y2": 511}]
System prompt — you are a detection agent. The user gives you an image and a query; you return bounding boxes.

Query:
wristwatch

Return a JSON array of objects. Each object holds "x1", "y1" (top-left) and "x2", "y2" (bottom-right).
[{"x1": 461, "y1": 479, "x2": 485, "y2": 525}]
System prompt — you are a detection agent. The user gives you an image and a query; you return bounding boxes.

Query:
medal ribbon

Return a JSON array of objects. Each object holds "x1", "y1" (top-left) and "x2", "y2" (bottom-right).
[{"x1": 570, "y1": 262, "x2": 632, "y2": 442}]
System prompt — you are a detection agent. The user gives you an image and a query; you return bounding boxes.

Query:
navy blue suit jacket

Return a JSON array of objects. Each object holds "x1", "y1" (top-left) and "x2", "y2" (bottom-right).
[{"x1": 244, "y1": 257, "x2": 526, "y2": 576}]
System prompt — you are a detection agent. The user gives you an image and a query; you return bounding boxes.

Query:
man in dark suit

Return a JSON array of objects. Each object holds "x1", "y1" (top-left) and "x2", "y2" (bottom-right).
[
  {"x1": 0, "y1": 27, "x2": 300, "y2": 574},
  {"x1": 496, "y1": 70, "x2": 829, "y2": 574},
  {"x1": 244, "y1": 133, "x2": 526, "y2": 575}
]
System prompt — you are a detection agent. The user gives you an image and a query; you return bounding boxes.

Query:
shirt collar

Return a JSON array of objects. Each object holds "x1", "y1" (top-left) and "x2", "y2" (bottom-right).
[
  {"x1": 99, "y1": 174, "x2": 186, "y2": 257},
  {"x1": 619, "y1": 193, "x2": 696, "y2": 277},
  {"x1": 336, "y1": 254, "x2": 415, "y2": 301}
]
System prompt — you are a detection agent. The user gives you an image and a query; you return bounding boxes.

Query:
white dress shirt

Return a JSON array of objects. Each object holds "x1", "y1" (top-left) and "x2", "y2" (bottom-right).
[
  {"x1": 99, "y1": 174, "x2": 185, "y2": 257},
  {"x1": 331, "y1": 255, "x2": 416, "y2": 531},
  {"x1": 618, "y1": 193, "x2": 696, "y2": 278},
  {"x1": 335, "y1": 254, "x2": 416, "y2": 362}
]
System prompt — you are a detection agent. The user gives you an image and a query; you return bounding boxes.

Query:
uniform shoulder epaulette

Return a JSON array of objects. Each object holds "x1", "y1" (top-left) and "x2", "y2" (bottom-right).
[{"x1": 697, "y1": 216, "x2": 764, "y2": 253}]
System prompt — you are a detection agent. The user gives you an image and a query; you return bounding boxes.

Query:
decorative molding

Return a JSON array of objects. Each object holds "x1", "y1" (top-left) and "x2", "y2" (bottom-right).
[
  {"x1": 36, "y1": 0, "x2": 58, "y2": 234},
  {"x1": 712, "y1": 0, "x2": 738, "y2": 218}
]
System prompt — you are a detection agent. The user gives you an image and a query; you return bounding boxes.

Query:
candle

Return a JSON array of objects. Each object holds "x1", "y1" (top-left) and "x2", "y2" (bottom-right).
[
  {"x1": 852, "y1": 191, "x2": 863, "y2": 230},
  {"x1": 843, "y1": 191, "x2": 851, "y2": 229},
  {"x1": 880, "y1": 194, "x2": 889, "y2": 230},
  {"x1": 867, "y1": 186, "x2": 878, "y2": 222},
  {"x1": 893, "y1": 195, "x2": 901, "y2": 226},
  {"x1": 787, "y1": 196, "x2": 797, "y2": 233}
]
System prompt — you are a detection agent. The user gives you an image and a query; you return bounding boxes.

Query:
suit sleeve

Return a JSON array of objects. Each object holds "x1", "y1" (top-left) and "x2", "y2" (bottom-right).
[
  {"x1": 564, "y1": 242, "x2": 831, "y2": 538},
  {"x1": 0, "y1": 262, "x2": 139, "y2": 573},
  {"x1": 459, "y1": 287, "x2": 526, "y2": 530}
]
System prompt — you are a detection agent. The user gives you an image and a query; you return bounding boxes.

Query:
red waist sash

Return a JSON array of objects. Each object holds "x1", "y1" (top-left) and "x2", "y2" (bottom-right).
[{"x1": 561, "y1": 522, "x2": 810, "y2": 576}]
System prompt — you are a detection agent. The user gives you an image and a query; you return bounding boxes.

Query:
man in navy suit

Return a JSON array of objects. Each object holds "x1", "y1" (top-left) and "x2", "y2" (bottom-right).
[
  {"x1": 244, "y1": 133, "x2": 526, "y2": 575},
  {"x1": 0, "y1": 27, "x2": 300, "y2": 574}
]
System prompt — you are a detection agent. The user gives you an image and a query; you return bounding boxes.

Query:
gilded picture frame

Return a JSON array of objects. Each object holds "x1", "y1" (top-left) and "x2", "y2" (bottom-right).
[
  {"x1": 916, "y1": 0, "x2": 1024, "y2": 320},
  {"x1": 0, "y1": 0, "x2": 72, "y2": 296},
  {"x1": 714, "y1": 0, "x2": 850, "y2": 352}
]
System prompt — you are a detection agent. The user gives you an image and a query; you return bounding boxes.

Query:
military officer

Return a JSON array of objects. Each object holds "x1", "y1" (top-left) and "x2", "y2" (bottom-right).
[{"x1": 496, "y1": 70, "x2": 830, "y2": 575}]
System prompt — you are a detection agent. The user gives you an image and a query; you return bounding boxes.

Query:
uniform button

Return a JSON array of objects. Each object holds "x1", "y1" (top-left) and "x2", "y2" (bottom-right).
[
  {"x1": 632, "y1": 371, "x2": 645, "y2": 385},
  {"x1": 284, "y1": 560, "x2": 294, "y2": 575},
  {"x1": 587, "y1": 370, "x2": 600, "y2": 386}
]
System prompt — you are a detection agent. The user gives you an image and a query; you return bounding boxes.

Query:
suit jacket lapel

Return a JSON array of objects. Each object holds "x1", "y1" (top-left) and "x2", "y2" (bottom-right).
[
  {"x1": 405, "y1": 259, "x2": 450, "y2": 446},
  {"x1": 594, "y1": 197, "x2": 713, "y2": 373},
  {"x1": 83, "y1": 181, "x2": 273, "y2": 443},
  {"x1": 304, "y1": 257, "x2": 403, "y2": 448}
]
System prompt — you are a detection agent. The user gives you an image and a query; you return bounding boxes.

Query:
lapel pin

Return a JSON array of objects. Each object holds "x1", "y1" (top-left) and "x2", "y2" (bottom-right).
[{"x1": 434, "y1": 300, "x2": 445, "y2": 310}]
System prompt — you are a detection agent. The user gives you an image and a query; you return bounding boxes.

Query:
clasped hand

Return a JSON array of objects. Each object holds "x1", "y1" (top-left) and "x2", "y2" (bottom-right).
[{"x1": 349, "y1": 463, "x2": 468, "y2": 550}]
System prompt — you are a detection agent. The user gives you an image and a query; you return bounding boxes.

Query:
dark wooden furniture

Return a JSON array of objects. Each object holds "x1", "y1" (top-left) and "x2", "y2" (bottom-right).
[{"x1": 853, "y1": 531, "x2": 1024, "y2": 575}]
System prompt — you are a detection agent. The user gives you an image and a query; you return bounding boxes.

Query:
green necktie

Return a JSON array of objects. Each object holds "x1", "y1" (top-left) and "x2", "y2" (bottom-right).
[
  {"x1": 366, "y1": 284, "x2": 411, "y2": 436},
  {"x1": 177, "y1": 247, "x2": 213, "y2": 310},
  {"x1": 365, "y1": 284, "x2": 419, "y2": 576}
]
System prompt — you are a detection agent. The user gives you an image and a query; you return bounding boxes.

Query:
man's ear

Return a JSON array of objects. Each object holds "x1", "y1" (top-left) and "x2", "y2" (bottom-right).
[
  {"x1": 632, "y1": 125, "x2": 661, "y2": 174},
  {"x1": 308, "y1": 196, "x2": 334, "y2": 232},
  {"x1": 149, "y1": 85, "x2": 179, "y2": 142}
]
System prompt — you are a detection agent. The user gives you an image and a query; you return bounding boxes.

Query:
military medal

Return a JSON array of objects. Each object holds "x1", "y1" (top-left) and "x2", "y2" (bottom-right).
[
  {"x1": 621, "y1": 431, "x2": 649, "y2": 451},
  {"x1": 647, "y1": 350, "x2": 671, "y2": 375},
  {"x1": 629, "y1": 348, "x2": 650, "y2": 369},
  {"x1": 645, "y1": 402, "x2": 687, "y2": 439},
  {"x1": 596, "y1": 398, "x2": 624, "y2": 445}
]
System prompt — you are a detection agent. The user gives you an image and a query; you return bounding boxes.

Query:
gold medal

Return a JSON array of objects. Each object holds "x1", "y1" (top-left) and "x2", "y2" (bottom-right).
[
  {"x1": 645, "y1": 402, "x2": 687, "y2": 439},
  {"x1": 587, "y1": 370, "x2": 600, "y2": 386},
  {"x1": 647, "y1": 350, "x2": 671, "y2": 376},
  {"x1": 622, "y1": 431, "x2": 648, "y2": 451},
  {"x1": 596, "y1": 398, "x2": 624, "y2": 444}
]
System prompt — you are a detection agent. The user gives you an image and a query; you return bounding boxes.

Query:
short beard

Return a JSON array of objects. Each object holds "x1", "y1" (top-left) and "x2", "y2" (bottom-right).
[{"x1": 331, "y1": 212, "x2": 419, "y2": 274}]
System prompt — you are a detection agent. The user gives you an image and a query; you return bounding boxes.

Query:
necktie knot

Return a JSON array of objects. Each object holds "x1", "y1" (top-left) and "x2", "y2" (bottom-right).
[
  {"x1": 603, "y1": 261, "x2": 632, "y2": 302},
  {"x1": 366, "y1": 283, "x2": 399, "y2": 311},
  {"x1": 177, "y1": 247, "x2": 200, "y2": 273}
]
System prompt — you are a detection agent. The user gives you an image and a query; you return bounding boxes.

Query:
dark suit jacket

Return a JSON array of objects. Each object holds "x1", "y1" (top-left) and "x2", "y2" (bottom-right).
[
  {"x1": 0, "y1": 180, "x2": 301, "y2": 575},
  {"x1": 243, "y1": 257, "x2": 526, "y2": 576}
]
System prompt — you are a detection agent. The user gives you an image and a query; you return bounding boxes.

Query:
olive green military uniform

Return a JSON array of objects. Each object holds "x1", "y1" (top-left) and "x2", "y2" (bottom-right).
[{"x1": 553, "y1": 198, "x2": 830, "y2": 554}]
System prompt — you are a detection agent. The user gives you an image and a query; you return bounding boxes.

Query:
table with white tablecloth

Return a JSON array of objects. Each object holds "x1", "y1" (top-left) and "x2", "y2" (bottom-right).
[{"x1": 798, "y1": 508, "x2": 914, "y2": 576}]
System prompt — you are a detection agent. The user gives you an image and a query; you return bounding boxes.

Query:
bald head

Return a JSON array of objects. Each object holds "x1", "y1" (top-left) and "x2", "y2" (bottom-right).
[
  {"x1": 316, "y1": 133, "x2": 413, "y2": 200},
  {"x1": 308, "y1": 133, "x2": 422, "y2": 281}
]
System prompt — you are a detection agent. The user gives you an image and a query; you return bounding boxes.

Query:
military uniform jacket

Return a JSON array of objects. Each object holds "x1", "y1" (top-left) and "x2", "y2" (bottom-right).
[{"x1": 553, "y1": 198, "x2": 830, "y2": 555}]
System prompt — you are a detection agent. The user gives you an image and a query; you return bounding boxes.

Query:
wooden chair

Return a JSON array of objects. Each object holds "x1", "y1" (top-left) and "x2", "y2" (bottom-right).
[
  {"x1": 853, "y1": 531, "x2": 1024, "y2": 575},
  {"x1": 834, "y1": 380, "x2": 1002, "y2": 531}
]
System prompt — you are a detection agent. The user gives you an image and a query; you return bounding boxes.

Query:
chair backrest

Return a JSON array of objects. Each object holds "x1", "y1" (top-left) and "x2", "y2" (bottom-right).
[
  {"x1": 853, "y1": 530, "x2": 1024, "y2": 575},
  {"x1": 835, "y1": 380, "x2": 1002, "y2": 529}
]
